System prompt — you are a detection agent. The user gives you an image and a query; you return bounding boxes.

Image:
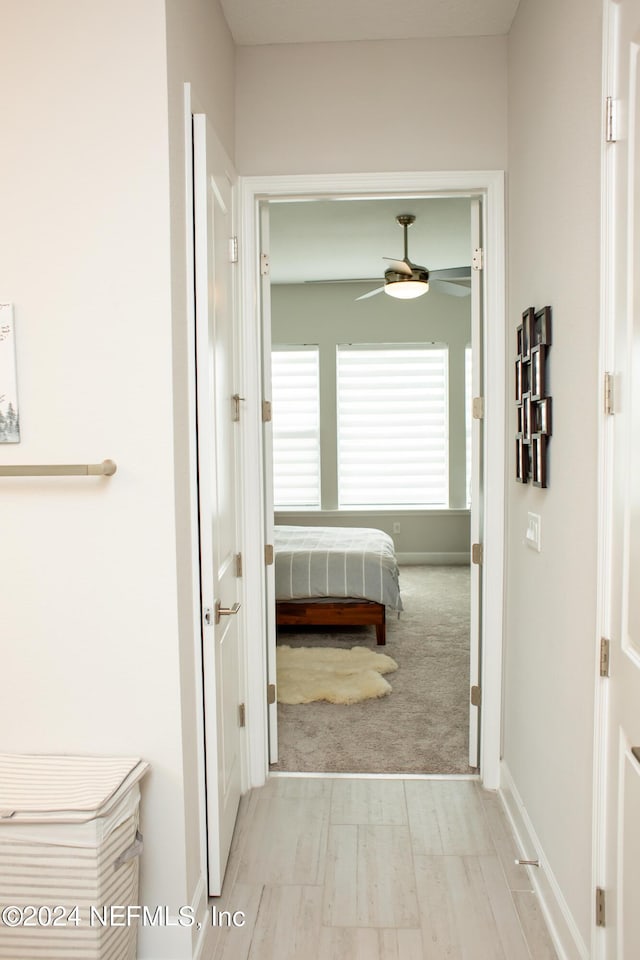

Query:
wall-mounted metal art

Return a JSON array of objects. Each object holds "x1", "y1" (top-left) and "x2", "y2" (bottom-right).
[{"x1": 516, "y1": 306, "x2": 552, "y2": 487}]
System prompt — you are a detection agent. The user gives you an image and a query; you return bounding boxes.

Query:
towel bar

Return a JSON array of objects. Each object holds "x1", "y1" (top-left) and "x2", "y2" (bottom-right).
[{"x1": 0, "y1": 459, "x2": 117, "y2": 477}]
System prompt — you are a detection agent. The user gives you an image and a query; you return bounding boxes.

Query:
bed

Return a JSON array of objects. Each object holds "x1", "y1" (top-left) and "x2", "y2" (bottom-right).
[{"x1": 274, "y1": 525, "x2": 403, "y2": 645}]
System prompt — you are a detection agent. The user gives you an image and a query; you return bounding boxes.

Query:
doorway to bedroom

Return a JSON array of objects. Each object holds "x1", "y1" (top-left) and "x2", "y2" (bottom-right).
[
  {"x1": 261, "y1": 194, "x2": 479, "y2": 776},
  {"x1": 237, "y1": 170, "x2": 505, "y2": 790}
]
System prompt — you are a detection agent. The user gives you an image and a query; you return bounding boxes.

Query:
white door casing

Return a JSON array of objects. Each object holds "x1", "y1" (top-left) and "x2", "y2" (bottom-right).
[
  {"x1": 259, "y1": 203, "x2": 279, "y2": 763},
  {"x1": 238, "y1": 171, "x2": 506, "y2": 790},
  {"x1": 468, "y1": 196, "x2": 484, "y2": 769},
  {"x1": 597, "y1": 2, "x2": 640, "y2": 957},
  {"x1": 193, "y1": 113, "x2": 242, "y2": 896}
]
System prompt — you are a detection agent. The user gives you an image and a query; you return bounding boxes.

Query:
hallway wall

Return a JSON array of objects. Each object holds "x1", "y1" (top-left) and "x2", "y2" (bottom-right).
[
  {"x1": 504, "y1": 0, "x2": 602, "y2": 949},
  {"x1": 0, "y1": 2, "x2": 235, "y2": 958},
  {"x1": 235, "y1": 35, "x2": 508, "y2": 174}
]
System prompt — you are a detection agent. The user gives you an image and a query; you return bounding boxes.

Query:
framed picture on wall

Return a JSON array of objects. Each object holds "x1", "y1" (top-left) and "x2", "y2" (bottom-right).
[
  {"x1": 515, "y1": 357, "x2": 523, "y2": 401},
  {"x1": 0, "y1": 303, "x2": 20, "y2": 443},
  {"x1": 521, "y1": 307, "x2": 534, "y2": 361},
  {"x1": 530, "y1": 344, "x2": 546, "y2": 401},
  {"x1": 522, "y1": 392, "x2": 532, "y2": 444},
  {"x1": 531, "y1": 433, "x2": 548, "y2": 487},
  {"x1": 535, "y1": 397, "x2": 552, "y2": 435},
  {"x1": 533, "y1": 305, "x2": 552, "y2": 346},
  {"x1": 515, "y1": 304, "x2": 552, "y2": 486},
  {"x1": 516, "y1": 437, "x2": 529, "y2": 483}
]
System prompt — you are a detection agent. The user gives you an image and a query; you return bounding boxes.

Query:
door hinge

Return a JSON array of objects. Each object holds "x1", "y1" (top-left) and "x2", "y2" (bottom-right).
[
  {"x1": 235, "y1": 552, "x2": 243, "y2": 577},
  {"x1": 267, "y1": 683, "x2": 276, "y2": 705},
  {"x1": 265, "y1": 543, "x2": 274, "y2": 566},
  {"x1": 260, "y1": 252, "x2": 270, "y2": 276},
  {"x1": 472, "y1": 396, "x2": 484, "y2": 420},
  {"x1": 604, "y1": 372, "x2": 615, "y2": 415},
  {"x1": 470, "y1": 685, "x2": 482, "y2": 707},
  {"x1": 595, "y1": 886, "x2": 606, "y2": 927},
  {"x1": 262, "y1": 399, "x2": 272, "y2": 422},
  {"x1": 231, "y1": 393, "x2": 245, "y2": 422},
  {"x1": 599, "y1": 637, "x2": 610, "y2": 678},
  {"x1": 238, "y1": 703, "x2": 246, "y2": 728},
  {"x1": 229, "y1": 236, "x2": 239, "y2": 263},
  {"x1": 605, "y1": 96, "x2": 618, "y2": 143},
  {"x1": 471, "y1": 543, "x2": 483, "y2": 565},
  {"x1": 472, "y1": 247, "x2": 484, "y2": 271}
]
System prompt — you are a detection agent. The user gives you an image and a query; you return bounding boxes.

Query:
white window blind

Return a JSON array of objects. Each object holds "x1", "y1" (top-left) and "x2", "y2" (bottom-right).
[
  {"x1": 465, "y1": 345, "x2": 472, "y2": 508},
  {"x1": 337, "y1": 344, "x2": 448, "y2": 507},
  {"x1": 271, "y1": 346, "x2": 321, "y2": 508}
]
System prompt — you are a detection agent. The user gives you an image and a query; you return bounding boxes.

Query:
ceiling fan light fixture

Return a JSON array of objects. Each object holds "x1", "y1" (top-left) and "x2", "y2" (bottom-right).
[{"x1": 384, "y1": 278, "x2": 429, "y2": 299}]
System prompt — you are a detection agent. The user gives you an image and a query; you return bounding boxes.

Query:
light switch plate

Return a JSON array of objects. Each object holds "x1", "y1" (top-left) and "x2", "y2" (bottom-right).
[{"x1": 526, "y1": 512, "x2": 541, "y2": 551}]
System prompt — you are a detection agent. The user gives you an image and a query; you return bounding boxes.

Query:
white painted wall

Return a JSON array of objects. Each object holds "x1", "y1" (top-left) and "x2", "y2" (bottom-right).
[
  {"x1": 271, "y1": 281, "x2": 471, "y2": 555},
  {"x1": 0, "y1": 1, "x2": 234, "y2": 957},
  {"x1": 235, "y1": 36, "x2": 508, "y2": 174},
  {"x1": 504, "y1": 0, "x2": 602, "y2": 946}
]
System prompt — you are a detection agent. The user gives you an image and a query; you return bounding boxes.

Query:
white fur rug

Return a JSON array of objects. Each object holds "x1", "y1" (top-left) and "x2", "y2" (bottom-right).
[{"x1": 276, "y1": 645, "x2": 398, "y2": 705}]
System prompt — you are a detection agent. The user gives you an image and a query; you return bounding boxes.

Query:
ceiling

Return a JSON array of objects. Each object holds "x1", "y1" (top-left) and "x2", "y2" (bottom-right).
[
  {"x1": 220, "y1": 0, "x2": 520, "y2": 46},
  {"x1": 269, "y1": 197, "x2": 472, "y2": 285}
]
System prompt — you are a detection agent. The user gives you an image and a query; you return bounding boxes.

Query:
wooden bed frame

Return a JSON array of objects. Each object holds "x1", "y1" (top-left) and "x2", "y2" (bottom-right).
[{"x1": 275, "y1": 598, "x2": 386, "y2": 645}]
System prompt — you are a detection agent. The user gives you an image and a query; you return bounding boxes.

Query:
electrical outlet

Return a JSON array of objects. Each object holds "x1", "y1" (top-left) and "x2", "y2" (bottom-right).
[{"x1": 392, "y1": 522, "x2": 401, "y2": 534}]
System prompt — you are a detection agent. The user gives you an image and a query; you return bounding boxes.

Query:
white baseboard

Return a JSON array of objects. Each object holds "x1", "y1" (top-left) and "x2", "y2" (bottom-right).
[
  {"x1": 191, "y1": 875, "x2": 210, "y2": 960},
  {"x1": 396, "y1": 551, "x2": 469, "y2": 565},
  {"x1": 499, "y1": 762, "x2": 589, "y2": 960}
]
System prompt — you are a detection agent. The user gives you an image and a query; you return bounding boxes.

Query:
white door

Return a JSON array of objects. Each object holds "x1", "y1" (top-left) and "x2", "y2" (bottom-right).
[
  {"x1": 601, "y1": 2, "x2": 640, "y2": 955},
  {"x1": 193, "y1": 113, "x2": 242, "y2": 896},
  {"x1": 468, "y1": 196, "x2": 483, "y2": 769}
]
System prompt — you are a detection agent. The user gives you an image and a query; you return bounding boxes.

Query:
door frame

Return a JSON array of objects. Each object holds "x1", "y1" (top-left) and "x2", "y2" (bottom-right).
[{"x1": 238, "y1": 170, "x2": 506, "y2": 791}]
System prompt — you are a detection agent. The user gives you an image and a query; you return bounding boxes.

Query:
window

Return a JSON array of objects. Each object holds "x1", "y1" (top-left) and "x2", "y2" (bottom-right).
[
  {"x1": 465, "y1": 345, "x2": 472, "y2": 508},
  {"x1": 271, "y1": 346, "x2": 321, "y2": 507},
  {"x1": 336, "y1": 344, "x2": 448, "y2": 507}
]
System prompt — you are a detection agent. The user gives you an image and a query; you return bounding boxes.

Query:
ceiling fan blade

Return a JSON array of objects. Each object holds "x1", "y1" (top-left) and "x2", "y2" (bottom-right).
[
  {"x1": 382, "y1": 258, "x2": 413, "y2": 276},
  {"x1": 430, "y1": 266, "x2": 471, "y2": 280},
  {"x1": 304, "y1": 277, "x2": 380, "y2": 285},
  {"x1": 431, "y1": 278, "x2": 471, "y2": 297},
  {"x1": 355, "y1": 286, "x2": 385, "y2": 301}
]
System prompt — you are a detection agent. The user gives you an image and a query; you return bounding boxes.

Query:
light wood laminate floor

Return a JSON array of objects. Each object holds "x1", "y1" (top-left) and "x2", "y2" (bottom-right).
[{"x1": 207, "y1": 777, "x2": 557, "y2": 960}]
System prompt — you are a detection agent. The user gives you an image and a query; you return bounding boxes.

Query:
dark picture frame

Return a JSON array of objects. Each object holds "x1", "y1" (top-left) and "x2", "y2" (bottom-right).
[
  {"x1": 531, "y1": 433, "x2": 548, "y2": 487},
  {"x1": 535, "y1": 397, "x2": 552, "y2": 436},
  {"x1": 515, "y1": 357, "x2": 523, "y2": 402},
  {"x1": 522, "y1": 393, "x2": 533, "y2": 444},
  {"x1": 521, "y1": 307, "x2": 534, "y2": 361},
  {"x1": 533, "y1": 305, "x2": 552, "y2": 347},
  {"x1": 516, "y1": 437, "x2": 529, "y2": 483},
  {"x1": 530, "y1": 344, "x2": 546, "y2": 401}
]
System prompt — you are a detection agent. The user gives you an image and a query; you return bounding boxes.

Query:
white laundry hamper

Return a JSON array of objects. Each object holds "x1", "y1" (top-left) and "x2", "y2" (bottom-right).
[{"x1": 0, "y1": 754, "x2": 150, "y2": 960}]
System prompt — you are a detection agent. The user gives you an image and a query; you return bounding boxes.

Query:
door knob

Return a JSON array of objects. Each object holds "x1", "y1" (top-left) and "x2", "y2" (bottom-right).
[{"x1": 215, "y1": 600, "x2": 241, "y2": 625}]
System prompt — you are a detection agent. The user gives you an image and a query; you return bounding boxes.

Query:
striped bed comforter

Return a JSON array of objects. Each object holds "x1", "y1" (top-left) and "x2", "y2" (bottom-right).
[{"x1": 274, "y1": 525, "x2": 403, "y2": 611}]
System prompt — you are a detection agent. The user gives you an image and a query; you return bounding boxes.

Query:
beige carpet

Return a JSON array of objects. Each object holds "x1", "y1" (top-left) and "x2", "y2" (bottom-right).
[
  {"x1": 277, "y1": 645, "x2": 398, "y2": 704},
  {"x1": 271, "y1": 565, "x2": 471, "y2": 775}
]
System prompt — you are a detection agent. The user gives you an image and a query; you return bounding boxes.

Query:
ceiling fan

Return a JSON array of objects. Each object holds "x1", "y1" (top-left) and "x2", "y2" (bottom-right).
[{"x1": 355, "y1": 214, "x2": 471, "y2": 301}]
